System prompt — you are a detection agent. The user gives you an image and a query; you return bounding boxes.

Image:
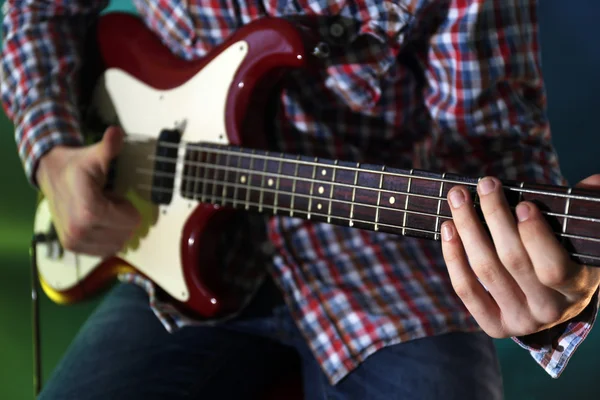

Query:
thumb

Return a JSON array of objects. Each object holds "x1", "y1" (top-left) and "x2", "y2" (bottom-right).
[
  {"x1": 576, "y1": 174, "x2": 600, "y2": 189},
  {"x1": 90, "y1": 126, "x2": 125, "y2": 171}
]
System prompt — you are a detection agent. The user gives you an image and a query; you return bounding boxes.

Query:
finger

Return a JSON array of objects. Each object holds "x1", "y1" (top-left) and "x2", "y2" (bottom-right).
[
  {"x1": 515, "y1": 202, "x2": 590, "y2": 296},
  {"x1": 476, "y1": 177, "x2": 548, "y2": 300},
  {"x1": 441, "y1": 221, "x2": 504, "y2": 337},
  {"x1": 576, "y1": 174, "x2": 600, "y2": 188},
  {"x1": 447, "y1": 185, "x2": 526, "y2": 311},
  {"x1": 96, "y1": 196, "x2": 142, "y2": 230}
]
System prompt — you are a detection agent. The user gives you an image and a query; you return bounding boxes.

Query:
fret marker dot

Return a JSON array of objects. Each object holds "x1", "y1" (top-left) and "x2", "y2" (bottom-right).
[
  {"x1": 389, "y1": 196, "x2": 396, "y2": 204},
  {"x1": 240, "y1": 175, "x2": 247, "y2": 184},
  {"x1": 317, "y1": 203, "x2": 322, "y2": 210},
  {"x1": 318, "y1": 186, "x2": 325, "y2": 194},
  {"x1": 321, "y1": 169, "x2": 327, "y2": 176},
  {"x1": 267, "y1": 178, "x2": 274, "y2": 186}
]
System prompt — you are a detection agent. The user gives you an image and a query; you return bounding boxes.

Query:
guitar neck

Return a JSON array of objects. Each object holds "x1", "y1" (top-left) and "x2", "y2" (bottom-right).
[{"x1": 162, "y1": 142, "x2": 600, "y2": 267}]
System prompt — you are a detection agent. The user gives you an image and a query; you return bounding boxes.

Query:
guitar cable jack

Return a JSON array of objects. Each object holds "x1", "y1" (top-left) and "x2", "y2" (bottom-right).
[{"x1": 312, "y1": 42, "x2": 331, "y2": 58}]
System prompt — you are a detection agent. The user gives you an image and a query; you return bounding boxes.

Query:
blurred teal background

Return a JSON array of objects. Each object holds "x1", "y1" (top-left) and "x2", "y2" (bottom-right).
[{"x1": 0, "y1": 1, "x2": 598, "y2": 399}]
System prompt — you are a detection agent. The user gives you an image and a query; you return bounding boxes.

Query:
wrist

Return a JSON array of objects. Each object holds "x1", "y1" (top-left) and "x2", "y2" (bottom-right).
[{"x1": 35, "y1": 145, "x2": 75, "y2": 190}]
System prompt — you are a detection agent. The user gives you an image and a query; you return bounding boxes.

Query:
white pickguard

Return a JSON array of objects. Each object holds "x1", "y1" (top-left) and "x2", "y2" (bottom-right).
[{"x1": 35, "y1": 41, "x2": 249, "y2": 302}]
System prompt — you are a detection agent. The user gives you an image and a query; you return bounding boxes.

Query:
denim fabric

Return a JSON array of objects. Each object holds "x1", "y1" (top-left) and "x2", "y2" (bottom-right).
[{"x1": 39, "y1": 280, "x2": 503, "y2": 400}]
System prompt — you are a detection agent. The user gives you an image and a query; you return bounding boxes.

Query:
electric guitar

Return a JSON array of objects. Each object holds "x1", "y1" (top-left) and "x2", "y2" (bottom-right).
[{"x1": 33, "y1": 12, "x2": 600, "y2": 320}]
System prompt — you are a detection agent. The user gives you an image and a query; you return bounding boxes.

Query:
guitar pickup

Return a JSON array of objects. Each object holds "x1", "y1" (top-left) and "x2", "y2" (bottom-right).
[{"x1": 151, "y1": 129, "x2": 181, "y2": 205}]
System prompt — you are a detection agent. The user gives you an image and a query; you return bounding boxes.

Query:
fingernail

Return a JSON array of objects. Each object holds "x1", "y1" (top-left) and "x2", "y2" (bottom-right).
[
  {"x1": 478, "y1": 177, "x2": 496, "y2": 196},
  {"x1": 516, "y1": 203, "x2": 530, "y2": 222},
  {"x1": 442, "y1": 223, "x2": 454, "y2": 241},
  {"x1": 449, "y1": 190, "x2": 465, "y2": 209}
]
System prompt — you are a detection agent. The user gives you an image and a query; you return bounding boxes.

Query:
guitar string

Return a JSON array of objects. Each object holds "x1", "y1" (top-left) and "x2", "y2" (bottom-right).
[
  {"x1": 149, "y1": 140, "x2": 600, "y2": 203},
  {"x1": 147, "y1": 167, "x2": 600, "y2": 226},
  {"x1": 135, "y1": 184, "x2": 600, "y2": 263},
  {"x1": 120, "y1": 134, "x2": 600, "y2": 203},
  {"x1": 141, "y1": 173, "x2": 600, "y2": 245},
  {"x1": 135, "y1": 158, "x2": 600, "y2": 225}
]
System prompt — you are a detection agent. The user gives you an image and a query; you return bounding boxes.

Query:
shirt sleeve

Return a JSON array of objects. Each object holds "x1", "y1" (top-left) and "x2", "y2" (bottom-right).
[
  {"x1": 420, "y1": 0, "x2": 598, "y2": 378},
  {"x1": 1, "y1": 0, "x2": 109, "y2": 186}
]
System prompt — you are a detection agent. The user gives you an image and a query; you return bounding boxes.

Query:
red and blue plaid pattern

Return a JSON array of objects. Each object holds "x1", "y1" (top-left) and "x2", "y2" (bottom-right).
[{"x1": 2, "y1": 0, "x2": 596, "y2": 384}]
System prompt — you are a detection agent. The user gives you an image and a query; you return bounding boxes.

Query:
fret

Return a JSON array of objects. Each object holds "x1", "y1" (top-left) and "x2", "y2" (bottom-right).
[
  {"x1": 352, "y1": 164, "x2": 380, "y2": 230},
  {"x1": 232, "y1": 152, "x2": 243, "y2": 208},
  {"x1": 327, "y1": 160, "x2": 355, "y2": 225},
  {"x1": 518, "y1": 181, "x2": 525, "y2": 203},
  {"x1": 244, "y1": 150, "x2": 256, "y2": 210},
  {"x1": 562, "y1": 187, "x2": 573, "y2": 238},
  {"x1": 200, "y1": 150, "x2": 212, "y2": 203},
  {"x1": 179, "y1": 146, "x2": 189, "y2": 199},
  {"x1": 260, "y1": 157, "x2": 277, "y2": 211},
  {"x1": 327, "y1": 160, "x2": 338, "y2": 223},
  {"x1": 308, "y1": 160, "x2": 335, "y2": 223},
  {"x1": 178, "y1": 148, "x2": 187, "y2": 197},
  {"x1": 192, "y1": 149, "x2": 202, "y2": 200},
  {"x1": 180, "y1": 147, "x2": 189, "y2": 198},
  {"x1": 374, "y1": 166, "x2": 385, "y2": 231},
  {"x1": 472, "y1": 176, "x2": 483, "y2": 212},
  {"x1": 220, "y1": 152, "x2": 231, "y2": 206},
  {"x1": 402, "y1": 169, "x2": 414, "y2": 236},
  {"x1": 272, "y1": 155, "x2": 295, "y2": 213},
  {"x1": 274, "y1": 156, "x2": 283, "y2": 215},
  {"x1": 293, "y1": 160, "x2": 316, "y2": 217},
  {"x1": 307, "y1": 158, "x2": 318, "y2": 220},
  {"x1": 210, "y1": 151, "x2": 221, "y2": 204},
  {"x1": 349, "y1": 163, "x2": 359, "y2": 227},
  {"x1": 290, "y1": 155, "x2": 300, "y2": 217},
  {"x1": 516, "y1": 182, "x2": 572, "y2": 234},
  {"x1": 434, "y1": 172, "x2": 447, "y2": 240},
  {"x1": 258, "y1": 152, "x2": 269, "y2": 212},
  {"x1": 565, "y1": 189, "x2": 600, "y2": 266}
]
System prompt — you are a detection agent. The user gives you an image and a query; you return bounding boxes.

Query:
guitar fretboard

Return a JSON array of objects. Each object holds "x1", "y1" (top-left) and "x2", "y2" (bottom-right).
[{"x1": 155, "y1": 142, "x2": 600, "y2": 267}]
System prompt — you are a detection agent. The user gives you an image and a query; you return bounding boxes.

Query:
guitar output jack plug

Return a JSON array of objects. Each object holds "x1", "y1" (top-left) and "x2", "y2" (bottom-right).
[{"x1": 312, "y1": 42, "x2": 331, "y2": 58}]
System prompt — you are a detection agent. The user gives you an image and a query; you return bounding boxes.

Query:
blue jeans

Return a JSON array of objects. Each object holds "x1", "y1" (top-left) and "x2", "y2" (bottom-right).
[{"x1": 39, "y1": 279, "x2": 503, "y2": 399}]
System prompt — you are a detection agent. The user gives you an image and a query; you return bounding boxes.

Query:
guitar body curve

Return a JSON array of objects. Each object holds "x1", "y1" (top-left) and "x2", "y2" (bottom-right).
[{"x1": 34, "y1": 13, "x2": 306, "y2": 317}]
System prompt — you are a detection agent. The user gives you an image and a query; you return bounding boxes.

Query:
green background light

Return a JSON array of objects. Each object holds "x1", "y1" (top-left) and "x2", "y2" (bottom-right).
[{"x1": 0, "y1": 1, "x2": 598, "y2": 399}]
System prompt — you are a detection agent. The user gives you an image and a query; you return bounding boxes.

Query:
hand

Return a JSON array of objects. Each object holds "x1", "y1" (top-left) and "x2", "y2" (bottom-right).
[
  {"x1": 36, "y1": 126, "x2": 140, "y2": 257},
  {"x1": 441, "y1": 174, "x2": 600, "y2": 338}
]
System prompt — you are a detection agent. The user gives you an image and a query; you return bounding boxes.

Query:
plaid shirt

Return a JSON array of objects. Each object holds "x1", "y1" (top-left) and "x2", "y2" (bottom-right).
[{"x1": 2, "y1": 0, "x2": 597, "y2": 385}]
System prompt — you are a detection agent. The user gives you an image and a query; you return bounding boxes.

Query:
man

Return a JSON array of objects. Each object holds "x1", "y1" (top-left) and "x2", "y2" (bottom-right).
[{"x1": 2, "y1": 0, "x2": 599, "y2": 399}]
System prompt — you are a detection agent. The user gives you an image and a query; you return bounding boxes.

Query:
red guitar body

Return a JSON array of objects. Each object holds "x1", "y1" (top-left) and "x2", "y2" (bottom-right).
[
  {"x1": 97, "y1": 13, "x2": 307, "y2": 315},
  {"x1": 34, "y1": 12, "x2": 307, "y2": 318}
]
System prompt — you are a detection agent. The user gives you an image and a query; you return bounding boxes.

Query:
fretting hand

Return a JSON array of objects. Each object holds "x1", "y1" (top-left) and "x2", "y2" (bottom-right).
[{"x1": 441, "y1": 174, "x2": 600, "y2": 338}]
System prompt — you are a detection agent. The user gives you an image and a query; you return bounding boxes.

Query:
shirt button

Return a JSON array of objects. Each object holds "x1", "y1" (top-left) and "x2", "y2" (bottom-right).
[{"x1": 329, "y1": 23, "x2": 345, "y2": 38}]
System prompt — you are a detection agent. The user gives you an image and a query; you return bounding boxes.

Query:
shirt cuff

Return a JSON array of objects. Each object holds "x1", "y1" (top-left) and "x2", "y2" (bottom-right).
[
  {"x1": 511, "y1": 287, "x2": 600, "y2": 378},
  {"x1": 16, "y1": 99, "x2": 84, "y2": 186}
]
